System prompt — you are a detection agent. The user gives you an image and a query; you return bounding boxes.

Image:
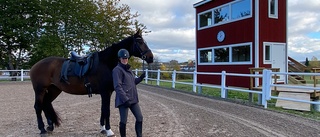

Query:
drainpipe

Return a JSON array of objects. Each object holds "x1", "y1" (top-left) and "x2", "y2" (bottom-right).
[{"x1": 254, "y1": 0, "x2": 260, "y2": 87}]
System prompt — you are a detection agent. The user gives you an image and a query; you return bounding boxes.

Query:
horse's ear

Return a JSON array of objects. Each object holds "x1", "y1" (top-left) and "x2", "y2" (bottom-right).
[{"x1": 136, "y1": 29, "x2": 142, "y2": 36}]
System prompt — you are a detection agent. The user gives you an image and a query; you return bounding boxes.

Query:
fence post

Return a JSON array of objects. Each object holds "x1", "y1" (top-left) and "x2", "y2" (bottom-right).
[
  {"x1": 157, "y1": 69, "x2": 160, "y2": 86},
  {"x1": 262, "y1": 69, "x2": 271, "y2": 108},
  {"x1": 135, "y1": 69, "x2": 138, "y2": 77},
  {"x1": 145, "y1": 69, "x2": 148, "y2": 84},
  {"x1": 172, "y1": 70, "x2": 176, "y2": 88},
  {"x1": 221, "y1": 71, "x2": 226, "y2": 98},
  {"x1": 20, "y1": 69, "x2": 24, "y2": 81},
  {"x1": 265, "y1": 70, "x2": 271, "y2": 101},
  {"x1": 193, "y1": 71, "x2": 197, "y2": 93}
]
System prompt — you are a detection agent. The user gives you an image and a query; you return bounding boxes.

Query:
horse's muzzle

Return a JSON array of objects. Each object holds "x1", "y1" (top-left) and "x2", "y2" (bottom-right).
[{"x1": 145, "y1": 57, "x2": 153, "y2": 64}]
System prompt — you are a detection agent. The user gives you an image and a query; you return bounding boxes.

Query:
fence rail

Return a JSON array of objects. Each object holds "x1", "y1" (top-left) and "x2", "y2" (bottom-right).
[
  {"x1": 0, "y1": 69, "x2": 30, "y2": 81},
  {"x1": 133, "y1": 69, "x2": 320, "y2": 110},
  {"x1": 2, "y1": 69, "x2": 320, "y2": 110}
]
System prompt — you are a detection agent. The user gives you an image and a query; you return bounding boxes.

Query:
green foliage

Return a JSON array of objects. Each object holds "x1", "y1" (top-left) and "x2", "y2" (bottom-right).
[
  {"x1": 159, "y1": 64, "x2": 170, "y2": 79},
  {"x1": 177, "y1": 73, "x2": 192, "y2": 79},
  {"x1": 0, "y1": 0, "x2": 147, "y2": 69},
  {"x1": 129, "y1": 57, "x2": 143, "y2": 70},
  {"x1": 0, "y1": 0, "x2": 42, "y2": 69}
]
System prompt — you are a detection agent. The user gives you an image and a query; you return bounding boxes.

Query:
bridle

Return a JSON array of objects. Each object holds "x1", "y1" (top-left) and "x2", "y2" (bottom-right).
[{"x1": 132, "y1": 37, "x2": 151, "y2": 60}]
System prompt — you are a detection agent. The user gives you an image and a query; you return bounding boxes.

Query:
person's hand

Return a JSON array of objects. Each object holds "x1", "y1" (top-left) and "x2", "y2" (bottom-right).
[
  {"x1": 139, "y1": 72, "x2": 146, "y2": 79},
  {"x1": 123, "y1": 101, "x2": 131, "y2": 107}
]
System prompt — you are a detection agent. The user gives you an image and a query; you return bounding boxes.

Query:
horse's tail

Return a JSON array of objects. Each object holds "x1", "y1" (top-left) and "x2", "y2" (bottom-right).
[{"x1": 43, "y1": 99, "x2": 62, "y2": 127}]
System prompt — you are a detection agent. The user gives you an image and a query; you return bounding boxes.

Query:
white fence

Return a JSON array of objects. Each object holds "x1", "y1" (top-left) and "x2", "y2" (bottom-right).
[
  {"x1": 2, "y1": 69, "x2": 320, "y2": 110},
  {"x1": 0, "y1": 69, "x2": 30, "y2": 81},
  {"x1": 133, "y1": 69, "x2": 320, "y2": 110}
]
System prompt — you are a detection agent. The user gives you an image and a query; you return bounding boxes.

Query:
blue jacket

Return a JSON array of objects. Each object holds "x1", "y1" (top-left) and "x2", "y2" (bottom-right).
[{"x1": 112, "y1": 62, "x2": 143, "y2": 108}]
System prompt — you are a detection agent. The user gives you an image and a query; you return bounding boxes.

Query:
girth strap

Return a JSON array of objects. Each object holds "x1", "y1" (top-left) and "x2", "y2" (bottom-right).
[{"x1": 84, "y1": 77, "x2": 92, "y2": 98}]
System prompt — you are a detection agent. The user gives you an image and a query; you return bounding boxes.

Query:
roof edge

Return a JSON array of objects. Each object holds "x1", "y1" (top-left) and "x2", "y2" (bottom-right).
[{"x1": 193, "y1": 0, "x2": 212, "y2": 8}]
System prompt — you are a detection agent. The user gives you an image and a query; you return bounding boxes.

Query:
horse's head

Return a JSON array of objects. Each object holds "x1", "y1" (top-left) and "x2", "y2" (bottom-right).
[{"x1": 130, "y1": 29, "x2": 154, "y2": 64}]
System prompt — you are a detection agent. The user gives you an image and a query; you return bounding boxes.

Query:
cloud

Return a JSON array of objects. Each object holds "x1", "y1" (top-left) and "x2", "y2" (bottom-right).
[
  {"x1": 287, "y1": 0, "x2": 320, "y2": 61},
  {"x1": 119, "y1": 0, "x2": 198, "y2": 62},
  {"x1": 121, "y1": 0, "x2": 320, "y2": 62}
]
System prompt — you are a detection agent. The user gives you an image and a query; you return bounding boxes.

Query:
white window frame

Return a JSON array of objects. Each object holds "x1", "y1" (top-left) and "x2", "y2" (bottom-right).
[
  {"x1": 263, "y1": 43, "x2": 272, "y2": 64},
  {"x1": 198, "y1": 48, "x2": 213, "y2": 65},
  {"x1": 198, "y1": 42, "x2": 252, "y2": 65},
  {"x1": 268, "y1": 0, "x2": 278, "y2": 19},
  {"x1": 197, "y1": 0, "x2": 252, "y2": 30},
  {"x1": 198, "y1": 10, "x2": 213, "y2": 29}
]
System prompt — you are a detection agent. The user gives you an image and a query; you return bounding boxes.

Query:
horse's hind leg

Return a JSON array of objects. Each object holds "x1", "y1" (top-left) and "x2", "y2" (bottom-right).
[
  {"x1": 34, "y1": 86, "x2": 47, "y2": 134},
  {"x1": 43, "y1": 85, "x2": 62, "y2": 132}
]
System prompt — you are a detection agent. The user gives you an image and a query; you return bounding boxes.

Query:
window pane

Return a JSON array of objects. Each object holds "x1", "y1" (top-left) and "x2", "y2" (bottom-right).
[
  {"x1": 214, "y1": 6, "x2": 229, "y2": 24},
  {"x1": 270, "y1": 0, "x2": 275, "y2": 15},
  {"x1": 231, "y1": 0, "x2": 251, "y2": 20},
  {"x1": 199, "y1": 11, "x2": 212, "y2": 28},
  {"x1": 200, "y1": 49, "x2": 212, "y2": 63},
  {"x1": 232, "y1": 45, "x2": 250, "y2": 62},
  {"x1": 214, "y1": 48, "x2": 229, "y2": 62},
  {"x1": 265, "y1": 45, "x2": 270, "y2": 61}
]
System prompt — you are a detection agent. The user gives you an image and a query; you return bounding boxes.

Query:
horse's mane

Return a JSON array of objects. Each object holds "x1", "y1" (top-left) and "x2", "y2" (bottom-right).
[{"x1": 98, "y1": 36, "x2": 134, "y2": 68}]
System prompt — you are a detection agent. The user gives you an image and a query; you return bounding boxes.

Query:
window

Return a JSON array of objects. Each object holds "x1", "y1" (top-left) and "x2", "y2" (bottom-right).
[
  {"x1": 231, "y1": 0, "x2": 251, "y2": 20},
  {"x1": 232, "y1": 45, "x2": 250, "y2": 62},
  {"x1": 198, "y1": 42, "x2": 252, "y2": 65},
  {"x1": 199, "y1": 11, "x2": 212, "y2": 28},
  {"x1": 198, "y1": 0, "x2": 252, "y2": 29},
  {"x1": 269, "y1": 0, "x2": 278, "y2": 18},
  {"x1": 214, "y1": 47, "x2": 229, "y2": 62},
  {"x1": 264, "y1": 44, "x2": 271, "y2": 63},
  {"x1": 199, "y1": 49, "x2": 212, "y2": 63}
]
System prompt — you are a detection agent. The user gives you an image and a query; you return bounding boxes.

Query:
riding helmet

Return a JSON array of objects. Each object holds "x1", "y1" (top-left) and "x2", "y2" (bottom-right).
[{"x1": 118, "y1": 49, "x2": 130, "y2": 58}]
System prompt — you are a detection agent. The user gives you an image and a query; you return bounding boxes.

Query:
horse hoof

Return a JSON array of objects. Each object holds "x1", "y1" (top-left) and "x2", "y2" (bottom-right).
[
  {"x1": 100, "y1": 129, "x2": 115, "y2": 137},
  {"x1": 100, "y1": 129, "x2": 107, "y2": 134},
  {"x1": 106, "y1": 129, "x2": 115, "y2": 137},
  {"x1": 40, "y1": 134, "x2": 48, "y2": 137},
  {"x1": 46, "y1": 126, "x2": 54, "y2": 132},
  {"x1": 40, "y1": 131, "x2": 48, "y2": 137}
]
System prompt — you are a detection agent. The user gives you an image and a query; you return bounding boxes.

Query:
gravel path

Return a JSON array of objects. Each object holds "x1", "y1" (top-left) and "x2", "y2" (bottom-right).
[{"x1": 1, "y1": 82, "x2": 320, "y2": 137}]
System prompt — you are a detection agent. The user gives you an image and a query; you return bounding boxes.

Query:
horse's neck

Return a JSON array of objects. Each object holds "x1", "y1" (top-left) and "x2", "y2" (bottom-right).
[{"x1": 98, "y1": 43, "x2": 131, "y2": 68}]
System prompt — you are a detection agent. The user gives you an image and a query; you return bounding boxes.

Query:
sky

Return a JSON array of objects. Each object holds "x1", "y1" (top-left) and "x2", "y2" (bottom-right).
[{"x1": 119, "y1": 0, "x2": 320, "y2": 63}]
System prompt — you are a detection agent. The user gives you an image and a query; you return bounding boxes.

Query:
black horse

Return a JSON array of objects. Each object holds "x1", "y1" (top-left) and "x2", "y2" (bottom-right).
[{"x1": 30, "y1": 30, "x2": 153, "y2": 136}]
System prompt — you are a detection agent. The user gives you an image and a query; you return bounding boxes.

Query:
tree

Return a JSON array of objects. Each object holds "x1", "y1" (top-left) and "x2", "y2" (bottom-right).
[
  {"x1": 305, "y1": 57, "x2": 309, "y2": 66},
  {"x1": 37, "y1": 0, "x2": 147, "y2": 63},
  {"x1": 0, "y1": 0, "x2": 42, "y2": 69},
  {"x1": 90, "y1": 0, "x2": 144, "y2": 51},
  {"x1": 129, "y1": 57, "x2": 143, "y2": 70},
  {"x1": 159, "y1": 63, "x2": 170, "y2": 79},
  {"x1": 169, "y1": 60, "x2": 180, "y2": 71},
  {"x1": 148, "y1": 55, "x2": 160, "y2": 70},
  {"x1": 310, "y1": 56, "x2": 319, "y2": 68},
  {"x1": 1, "y1": 0, "x2": 148, "y2": 69}
]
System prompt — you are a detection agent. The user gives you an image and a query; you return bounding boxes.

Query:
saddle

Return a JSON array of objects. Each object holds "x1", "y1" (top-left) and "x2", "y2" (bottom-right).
[{"x1": 60, "y1": 51, "x2": 99, "y2": 83}]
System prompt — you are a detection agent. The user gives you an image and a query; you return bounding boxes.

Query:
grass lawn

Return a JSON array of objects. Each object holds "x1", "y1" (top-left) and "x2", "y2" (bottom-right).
[{"x1": 144, "y1": 79, "x2": 320, "y2": 121}]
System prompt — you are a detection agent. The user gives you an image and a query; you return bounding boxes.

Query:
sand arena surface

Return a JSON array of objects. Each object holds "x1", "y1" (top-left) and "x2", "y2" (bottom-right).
[{"x1": 1, "y1": 81, "x2": 320, "y2": 137}]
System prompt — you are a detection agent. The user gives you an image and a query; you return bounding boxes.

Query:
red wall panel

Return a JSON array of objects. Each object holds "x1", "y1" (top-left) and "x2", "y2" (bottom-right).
[{"x1": 194, "y1": 0, "x2": 287, "y2": 88}]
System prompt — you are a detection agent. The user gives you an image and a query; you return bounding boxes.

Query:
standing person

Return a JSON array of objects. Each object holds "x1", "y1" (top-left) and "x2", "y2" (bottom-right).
[{"x1": 112, "y1": 49, "x2": 146, "y2": 137}]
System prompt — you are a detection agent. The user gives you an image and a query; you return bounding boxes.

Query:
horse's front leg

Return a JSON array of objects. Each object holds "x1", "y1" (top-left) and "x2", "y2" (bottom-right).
[{"x1": 100, "y1": 92, "x2": 114, "y2": 136}]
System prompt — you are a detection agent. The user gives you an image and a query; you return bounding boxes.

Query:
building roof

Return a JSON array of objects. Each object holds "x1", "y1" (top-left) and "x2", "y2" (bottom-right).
[{"x1": 193, "y1": 0, "x2": 212, "y2": 8}]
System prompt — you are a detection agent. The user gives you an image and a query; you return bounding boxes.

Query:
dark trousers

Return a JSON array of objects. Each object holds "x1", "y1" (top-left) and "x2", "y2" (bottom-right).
[{"x1": 119, "y1": 103, "x2": 143, "y2": 137}]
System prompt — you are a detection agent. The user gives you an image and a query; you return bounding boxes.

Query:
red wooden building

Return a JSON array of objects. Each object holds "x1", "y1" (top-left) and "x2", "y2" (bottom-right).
[{"x1": 193, "y1": 0, "x2": 287, "y2": 88}]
